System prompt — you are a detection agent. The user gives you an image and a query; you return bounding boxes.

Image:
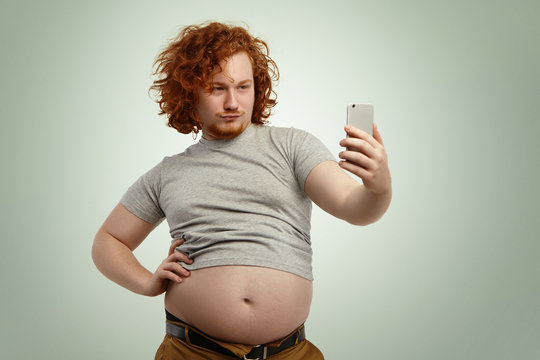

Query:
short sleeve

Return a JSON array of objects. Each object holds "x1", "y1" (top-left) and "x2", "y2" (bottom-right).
[
  {"x1": 289, "y1": 128, "x2": 336, "y2": 191},
  {"x1": 120, "y1": 160, "x2": 166, "y2": 225}
]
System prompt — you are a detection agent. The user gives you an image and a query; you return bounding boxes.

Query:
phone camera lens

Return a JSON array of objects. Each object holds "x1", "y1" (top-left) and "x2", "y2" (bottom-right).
[{"x1": 352, "y1": 104, "x2": 355, "y2": 108}]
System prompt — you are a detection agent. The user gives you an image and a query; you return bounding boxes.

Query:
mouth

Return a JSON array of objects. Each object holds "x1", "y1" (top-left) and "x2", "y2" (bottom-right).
[
  {"x1": 218, "y1": 111, "x2": 245, "y2": 122},
  {"x1": 221, "y1": 115, "x2": 240, "y2": 121}
]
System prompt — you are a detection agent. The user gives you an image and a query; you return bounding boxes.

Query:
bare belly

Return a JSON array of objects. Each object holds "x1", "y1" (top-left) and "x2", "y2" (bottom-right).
[{"x1": 164, "y1": 265, "x2": 313, "y2": 345}]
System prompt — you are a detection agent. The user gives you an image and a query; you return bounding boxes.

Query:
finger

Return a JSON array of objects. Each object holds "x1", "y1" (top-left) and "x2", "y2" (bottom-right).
[
  {"x1": 157, "y1": 268, "x2": 184, "y2": 283},
  {"x1": 168, "y1": 250, "x2": 194, "y2": 264},
  {"x1": 340, "y1": 138, "x2": 376, "y2": 158},
  {"x1": 169, "y1": 237, "x2": 185, "y2": 256},
  {"x1": 345, "y1": 125, "x2": 380, "y2": 148},
  {"x1": 161, "y1": 262, "x2": 191, "y2": 278},
  {"x1": 344, "y1": 125, "x2": 369, "y2": 139},
  {"x1": 372, "y1": 123, "x2": 384, "y2": 146},
  {"x1": 338, "y1": 150, "x2": 374, "y2": 169},
  {"x1": 338, "y1": 160, "x2": 371, "y2": 179}
]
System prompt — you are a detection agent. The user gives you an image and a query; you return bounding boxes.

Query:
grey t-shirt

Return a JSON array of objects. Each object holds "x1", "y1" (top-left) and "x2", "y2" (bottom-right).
[{"x1": 120, "y1": 125, "x2": 335, "y2": 280}]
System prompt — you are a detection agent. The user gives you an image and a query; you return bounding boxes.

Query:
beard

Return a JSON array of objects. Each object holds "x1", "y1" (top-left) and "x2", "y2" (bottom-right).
[{"x1": 204, "y1": 113, "x2": 250, "y2": 140}]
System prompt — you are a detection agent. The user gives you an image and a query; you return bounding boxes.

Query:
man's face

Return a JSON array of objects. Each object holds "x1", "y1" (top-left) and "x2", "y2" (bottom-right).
[{"x1": 196, "y1": 51, "x2": 255, "y2": 141}]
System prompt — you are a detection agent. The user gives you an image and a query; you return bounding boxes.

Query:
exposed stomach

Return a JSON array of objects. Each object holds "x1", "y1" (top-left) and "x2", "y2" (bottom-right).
[{"x1": 164, "y1": 265, "x2": 313, "y2": 345}]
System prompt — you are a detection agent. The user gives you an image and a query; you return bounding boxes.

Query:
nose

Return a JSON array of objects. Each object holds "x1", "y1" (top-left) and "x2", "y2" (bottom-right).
[{"x1": 224, "y1": 89, "x2": 239, "y2": 111}]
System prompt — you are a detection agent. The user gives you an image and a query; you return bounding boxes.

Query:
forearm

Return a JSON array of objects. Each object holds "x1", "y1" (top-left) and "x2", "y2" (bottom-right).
[
  {"x1": 92, "y1": 231, "x2": 153, "y2": 295},
  {"x1": 343, "y1": 184, "x2": 392, "y2": 226}
]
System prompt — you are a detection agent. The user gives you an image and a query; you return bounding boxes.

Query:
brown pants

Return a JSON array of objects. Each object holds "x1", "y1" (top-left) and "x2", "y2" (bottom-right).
[{"x1": 155, "y1": 320, "x2": 324, "y2": 359}]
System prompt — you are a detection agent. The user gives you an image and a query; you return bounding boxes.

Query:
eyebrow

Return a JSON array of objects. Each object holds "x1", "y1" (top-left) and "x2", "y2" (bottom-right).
[{"x1": 209, "y1": 79, "x2": 253, "y2": 86}]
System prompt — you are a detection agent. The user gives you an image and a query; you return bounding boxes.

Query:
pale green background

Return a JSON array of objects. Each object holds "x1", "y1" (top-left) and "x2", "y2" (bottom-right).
[{"x1": 1, "y1": 0, "x2": 539, "y2": 359}]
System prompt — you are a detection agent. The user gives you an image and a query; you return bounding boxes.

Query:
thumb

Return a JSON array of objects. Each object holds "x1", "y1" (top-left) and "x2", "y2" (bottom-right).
[{"x1": 373, "y1": 123, "x2": 384, "y2": 145}]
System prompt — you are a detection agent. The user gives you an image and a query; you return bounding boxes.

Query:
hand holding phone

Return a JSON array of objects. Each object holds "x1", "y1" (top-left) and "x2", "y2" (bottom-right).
[{"x1": 340, "y1": 103, "x2": 391, "y2": 195}]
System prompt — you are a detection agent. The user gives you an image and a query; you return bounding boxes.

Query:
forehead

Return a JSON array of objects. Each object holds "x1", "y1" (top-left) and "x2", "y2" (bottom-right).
[{"x1": 210, "y1": 51, "x2": 253, "y2": 83}]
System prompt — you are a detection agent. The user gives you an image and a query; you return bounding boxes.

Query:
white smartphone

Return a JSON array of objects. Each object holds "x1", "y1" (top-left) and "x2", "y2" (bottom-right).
[{"x1": 347, "y1": 103, "x2": 373, "y2": 136}]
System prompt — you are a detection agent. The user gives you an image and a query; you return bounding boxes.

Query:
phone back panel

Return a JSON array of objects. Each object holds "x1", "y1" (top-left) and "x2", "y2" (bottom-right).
[{"x1": 347, "y1": 103, "x2": 373, "y2": 136}]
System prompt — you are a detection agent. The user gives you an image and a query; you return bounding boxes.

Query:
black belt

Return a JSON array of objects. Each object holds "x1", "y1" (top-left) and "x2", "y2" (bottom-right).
[{"x1": 165, "y1": 320, "x2": 305, "y2": 359}]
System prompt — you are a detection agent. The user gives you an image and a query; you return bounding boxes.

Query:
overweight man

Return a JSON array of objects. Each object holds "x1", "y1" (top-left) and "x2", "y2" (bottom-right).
[{"x1": 92, "y1": 22, "x2": 391, "y2": 360}]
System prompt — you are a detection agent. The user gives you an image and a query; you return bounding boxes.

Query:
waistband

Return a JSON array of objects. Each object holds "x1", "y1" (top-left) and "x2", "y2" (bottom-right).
[{"x1": 165, "y1": 310, "x2": 305, "y2": 359}]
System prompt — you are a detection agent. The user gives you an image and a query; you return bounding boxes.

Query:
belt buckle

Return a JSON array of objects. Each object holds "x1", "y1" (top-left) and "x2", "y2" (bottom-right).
[{"x1": 243, "y1": 345, "x2": 268, "y2": 360}]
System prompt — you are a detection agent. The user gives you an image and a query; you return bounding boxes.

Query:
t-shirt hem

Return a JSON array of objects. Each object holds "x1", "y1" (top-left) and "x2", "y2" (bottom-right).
[{"x1": 179, "y1": 257, "x2": 313, "y2": 281}]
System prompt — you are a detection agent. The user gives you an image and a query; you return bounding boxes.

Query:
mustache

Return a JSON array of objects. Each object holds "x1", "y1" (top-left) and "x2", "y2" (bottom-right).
[{"x1": 216, "y1": 111, "x2": 245, "y2": 117}]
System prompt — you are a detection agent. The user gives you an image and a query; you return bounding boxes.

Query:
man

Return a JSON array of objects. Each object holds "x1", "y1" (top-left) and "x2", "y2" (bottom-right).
[{"x1": 92, "y1": 22, "x2": 391, "y2": 359}]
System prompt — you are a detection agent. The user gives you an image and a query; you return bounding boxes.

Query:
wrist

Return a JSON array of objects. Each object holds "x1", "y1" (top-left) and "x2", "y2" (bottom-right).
[
  {"x1": 134, "y1": 270, "x2": 155, "y2": 296},
  {"x1": 347, "y1": 185, "x2": 392, "y2": 225}
]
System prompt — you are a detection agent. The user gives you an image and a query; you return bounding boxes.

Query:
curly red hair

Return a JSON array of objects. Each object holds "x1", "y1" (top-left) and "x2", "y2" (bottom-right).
[{"x1": 150, "y1": 22, "x2": 279, "y2": 135}]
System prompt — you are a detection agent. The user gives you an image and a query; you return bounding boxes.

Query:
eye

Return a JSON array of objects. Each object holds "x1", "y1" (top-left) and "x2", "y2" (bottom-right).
[{"x1": 213, "y1": 86, "x2": 225, "y2": 91}]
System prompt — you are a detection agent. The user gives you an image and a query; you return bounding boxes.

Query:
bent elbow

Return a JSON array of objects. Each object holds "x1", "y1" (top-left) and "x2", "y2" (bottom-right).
[
  {"x1": 346, "y1": 215, "x2": 380, "y2": 226},
  {"x1": 344, "y1": 207, "x2": 388, "y2": 226}
]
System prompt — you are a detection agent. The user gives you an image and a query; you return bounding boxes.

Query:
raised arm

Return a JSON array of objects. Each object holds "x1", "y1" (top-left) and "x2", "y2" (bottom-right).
[
  {"x1": 305, "y1": 124, "x2": 392, "y2": 225},
  {"x1": 92, "y1": 203, "x2": 192, "y2": 296}
]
